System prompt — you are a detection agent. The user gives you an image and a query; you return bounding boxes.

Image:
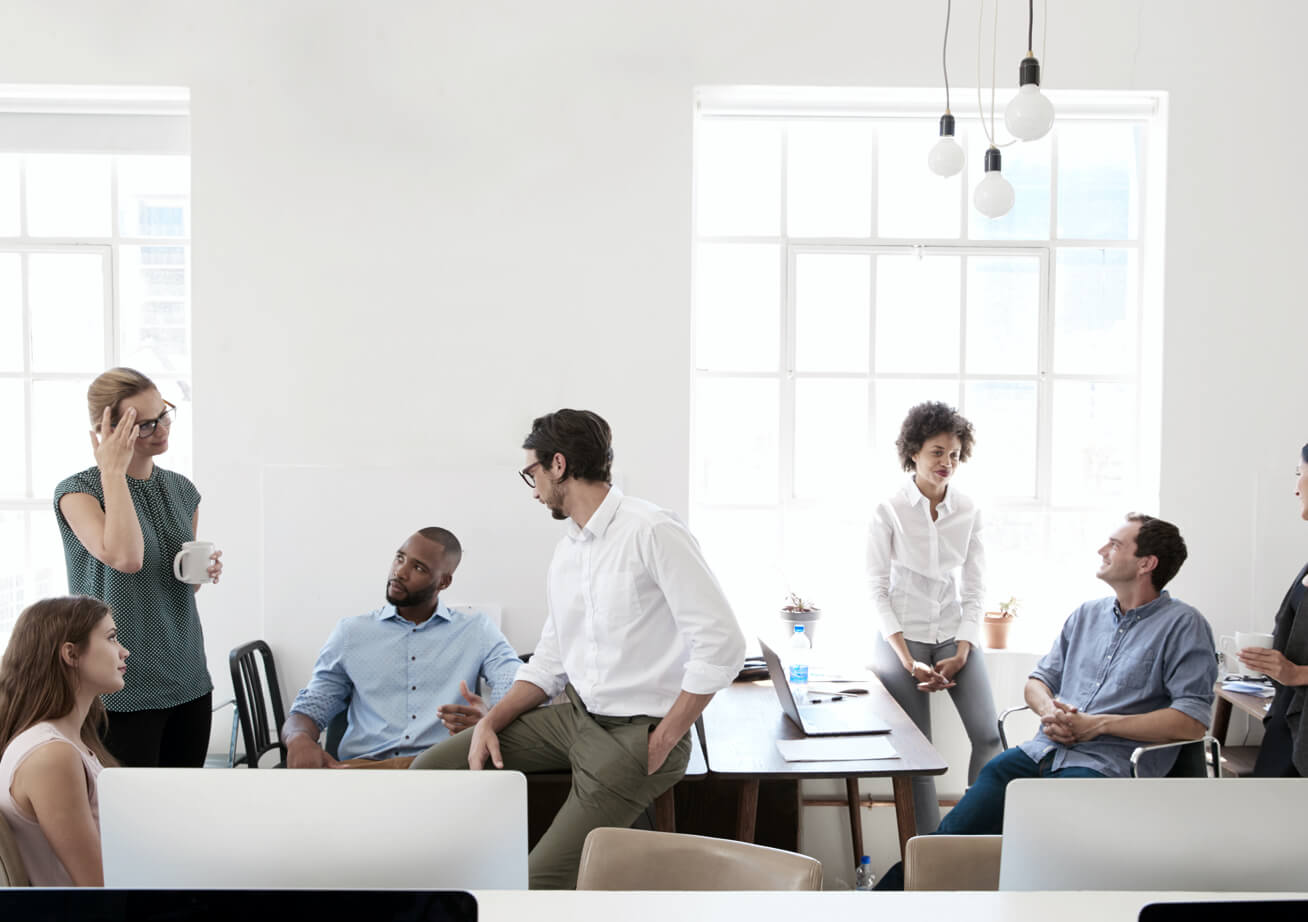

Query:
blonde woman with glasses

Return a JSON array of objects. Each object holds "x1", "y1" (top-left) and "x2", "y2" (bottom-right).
[{"x1": 53, "y1": 368, "x2": 221, "y2": 768}]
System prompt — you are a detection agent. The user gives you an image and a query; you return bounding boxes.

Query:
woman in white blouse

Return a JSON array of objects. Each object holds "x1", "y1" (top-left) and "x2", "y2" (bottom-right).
[{"x1": 868, "y1": 401, "x2": 1001, "y2": 834}]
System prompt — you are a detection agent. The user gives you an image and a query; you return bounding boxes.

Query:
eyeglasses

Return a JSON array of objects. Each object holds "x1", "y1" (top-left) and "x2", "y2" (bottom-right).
[
  {"x1": 518, "y1": 461, "x2": 542, "y2": 488},
  {"x1": 118, "y1": 401, "x2": 176, "y2": 438}
]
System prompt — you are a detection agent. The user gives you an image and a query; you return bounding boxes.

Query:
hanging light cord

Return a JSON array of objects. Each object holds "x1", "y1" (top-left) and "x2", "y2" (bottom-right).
[
  {"x1": 942, "y1": 0, "x2": 952, "y2": 112},
  {"x1": 977, "y1": 0, "x2": 1013, "y2": 148},
  {"x1": 1027, "y1": 0, "x2": 1034, "y2": 53}
]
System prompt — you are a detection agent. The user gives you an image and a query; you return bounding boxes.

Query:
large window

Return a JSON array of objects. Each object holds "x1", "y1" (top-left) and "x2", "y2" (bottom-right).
[
  {"x1": 0, "y1": 88, "x2": 190, "y2": 644},
  {"x1": 690, "y1": 89, "x2": 1166, "y2": 654}
]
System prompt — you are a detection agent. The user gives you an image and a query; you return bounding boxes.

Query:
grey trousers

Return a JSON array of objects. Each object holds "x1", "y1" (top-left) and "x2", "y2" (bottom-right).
[
  {"x1": 872, "y1": 634, "x2": 1002, "y2": 834},
  {"x1": 409, "y1": 685, "x2": 690, "y2": 890}
]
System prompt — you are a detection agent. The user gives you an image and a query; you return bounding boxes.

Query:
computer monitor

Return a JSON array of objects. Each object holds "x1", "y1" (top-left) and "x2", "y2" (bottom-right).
[
  {"x1": 0, "y1": 890, "x2": 476, "y2": 922},
  {"x1": 99, "y1": 768, "x2": 528, "y2": 889},
  {"x1": 1000, "y1": 778, "x2": 1308, "y2": 891}
]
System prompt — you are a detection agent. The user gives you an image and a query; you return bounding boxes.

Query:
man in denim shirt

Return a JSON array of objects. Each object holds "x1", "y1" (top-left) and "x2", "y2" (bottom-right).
[{"x1": 877, "y1": 513, "x2": 1217, "y2": 888}]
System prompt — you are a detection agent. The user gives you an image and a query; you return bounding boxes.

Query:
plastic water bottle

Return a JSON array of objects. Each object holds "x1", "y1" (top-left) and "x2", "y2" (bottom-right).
[
  {"x1": 787, "y1": 624, "x2": 810, "y2": 701},
  {"x1": 854, "y1": 855, "x2": 876, "y2": 890}
]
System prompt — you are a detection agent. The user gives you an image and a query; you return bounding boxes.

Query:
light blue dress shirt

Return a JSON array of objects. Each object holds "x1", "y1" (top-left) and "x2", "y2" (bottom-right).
[
  {"x1": 289, "y1": 603, "x2": 522, "y2": 760},
  {"x1": 1020, "y1": 591, "x2": 1218, "y2": 777}
]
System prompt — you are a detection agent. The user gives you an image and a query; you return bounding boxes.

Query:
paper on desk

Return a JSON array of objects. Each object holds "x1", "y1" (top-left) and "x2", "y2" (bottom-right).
[
  {"x1": 1221, "y1": 680, "x2": 1276, "y2": 697},
  {"x1": 776, "y1": 736, "x2": 898, "y2": 762}
]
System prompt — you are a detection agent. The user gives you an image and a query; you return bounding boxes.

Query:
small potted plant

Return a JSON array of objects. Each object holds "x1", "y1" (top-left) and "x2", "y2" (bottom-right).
[
  {"x1": 983, "y1": 596, "x2": 1019, "y2": 649},
  {"x1": 780, "y1": 592, "x2": 821, "y2": 645}
]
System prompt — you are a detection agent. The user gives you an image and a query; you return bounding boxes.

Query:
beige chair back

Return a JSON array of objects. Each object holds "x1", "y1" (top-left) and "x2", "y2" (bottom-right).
[
  {"x1": 576, "y1": 827, "x2": 823, "y2": 891},
  {"x1": 905, "y1": 834, "x2": 1001, "y2": 891},
  {"x1": 0, "y1": 811, "x2": 31, "y2": 887}
]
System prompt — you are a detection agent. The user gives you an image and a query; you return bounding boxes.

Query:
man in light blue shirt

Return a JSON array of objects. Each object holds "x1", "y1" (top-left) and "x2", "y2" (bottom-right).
[
  {"x1": 876, "y1": 513, "x2": 1217, "y2": 888},
  {"x1": 281, "y1": 527, "x2": 522, "y2": 767}
]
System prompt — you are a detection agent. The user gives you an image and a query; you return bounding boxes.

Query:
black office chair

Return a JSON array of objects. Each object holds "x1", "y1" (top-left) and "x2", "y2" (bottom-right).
[
  {"x1": 997, "y1": 705, "x2": 1221, "y2": 777},
  {"x1": 229, "y1": 640, "x2": 288, "y2": 768}
]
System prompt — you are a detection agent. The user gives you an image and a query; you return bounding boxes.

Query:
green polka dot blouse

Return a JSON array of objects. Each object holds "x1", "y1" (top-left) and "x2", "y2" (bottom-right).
[{"x1": 53, "y1": 466, "x2": 214, "y2": 712}]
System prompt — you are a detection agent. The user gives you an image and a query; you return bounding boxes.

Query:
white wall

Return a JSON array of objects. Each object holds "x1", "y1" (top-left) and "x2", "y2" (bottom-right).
[{"x1": 4, "y1": 0, "x2": 1306, "y2": 883}]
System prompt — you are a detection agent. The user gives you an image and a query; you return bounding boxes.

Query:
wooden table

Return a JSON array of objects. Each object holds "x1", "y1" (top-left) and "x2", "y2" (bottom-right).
[
  {"x1": 700, "y1": 678, "x2": 946, "y2": 863},
  {"x1": 1211, "y1": 681, "x2": 1273, "y2": 776}
]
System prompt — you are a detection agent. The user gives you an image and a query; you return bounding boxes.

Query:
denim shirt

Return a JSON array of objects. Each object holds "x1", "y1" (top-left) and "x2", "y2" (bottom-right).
[{"x1": 1020, "y1": 591, "x2": 1218, "y2": 777}]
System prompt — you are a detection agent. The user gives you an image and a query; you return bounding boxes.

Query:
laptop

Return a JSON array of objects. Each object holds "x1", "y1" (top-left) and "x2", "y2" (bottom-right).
[
  {"x1": 99, "y1": 768, "x2": 528, "y2": 889},
  {"x1": 758, "y1": 637, "x2": 890, "y2": 736},
  {"x1": 1000, "y1": 778, "x2": 1308, "y2": 891}
]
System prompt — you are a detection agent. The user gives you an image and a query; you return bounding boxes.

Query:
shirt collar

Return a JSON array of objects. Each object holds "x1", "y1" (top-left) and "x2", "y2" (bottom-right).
[
  {"x1": 567, "y1": 485, "x2": 623, "y2": 542},
  {"x1": 377, "y1": 601, "x2": 451, "y2": 628},
  {"x1": 1113, "y1": 590, "x2": 1170, "y2": 622},
  {"x1": 900, "y1": 475, "x2": 952, "y2": 513}
]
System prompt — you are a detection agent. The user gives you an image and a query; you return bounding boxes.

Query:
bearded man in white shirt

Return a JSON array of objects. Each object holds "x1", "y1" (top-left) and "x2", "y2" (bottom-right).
[{"x1": 410, "y1": 408, "x2": 746, "y2": 890}]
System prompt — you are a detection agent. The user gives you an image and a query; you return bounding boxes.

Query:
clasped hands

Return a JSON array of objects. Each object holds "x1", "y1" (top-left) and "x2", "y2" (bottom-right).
[
  {"x1": 1040, "y1": 699, "x2": 1104, "y2": 744},
  {"x1": 908, "y1": 654, "x2": 966, "y2": 692}
]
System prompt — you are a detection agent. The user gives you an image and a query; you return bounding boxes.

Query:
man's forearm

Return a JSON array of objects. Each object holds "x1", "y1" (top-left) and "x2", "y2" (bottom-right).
[
  {"x1": 651, "y1": 690, "x2": 713, "y2": 748},
  {"x1": 484, "y1": 680, "x2": 550, "y2": 733},
  {"x1": 1024, "y1": 677, "x2": 1057, "y2": 715},
  {"x1": 281, "y1": 712, "x2": 322, "y2": 745},
  {"x1": 1088, "y1": 707, "x2": 1207, "y2": 743}
]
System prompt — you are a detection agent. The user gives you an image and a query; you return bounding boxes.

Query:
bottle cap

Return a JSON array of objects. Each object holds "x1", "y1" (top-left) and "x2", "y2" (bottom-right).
[
  {"x1": 794, "y1": 625, "x2": 804, "y2": 633},
  {"x1": 860, "y1": 855, "x2": 871, "y2": 865}
]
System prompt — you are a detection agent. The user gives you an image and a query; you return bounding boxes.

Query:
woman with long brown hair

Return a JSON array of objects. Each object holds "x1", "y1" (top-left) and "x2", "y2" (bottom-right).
[
  {"x1": 54, "y1": 367, "x2": 221, "y2": 767},
  {"x1": 0, "y1": 596, "x2": 129, "y2": 885}
]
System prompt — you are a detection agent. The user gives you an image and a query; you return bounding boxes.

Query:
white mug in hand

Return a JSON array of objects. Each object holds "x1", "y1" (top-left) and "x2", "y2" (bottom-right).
[
  {"x1": 173, "y1": 541, "x2": 217, "y2": 584},
  {"x1": 1219, "y1": 631, "x2": 1275, "y2": 678}
]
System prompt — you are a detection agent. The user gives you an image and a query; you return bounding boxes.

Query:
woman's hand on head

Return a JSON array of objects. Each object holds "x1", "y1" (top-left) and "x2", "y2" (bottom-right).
[{"x1": 90, "y1": 405, "x2": 138, "y2": 477}]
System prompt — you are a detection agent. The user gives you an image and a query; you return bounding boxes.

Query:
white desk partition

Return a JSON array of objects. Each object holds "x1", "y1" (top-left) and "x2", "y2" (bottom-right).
[
  {"x1": 1000, "y1": 778, "x2": 1308, "y2": 891},
  {"x1": 100, "y1": 768, "x2": 528, "y2": 889}
]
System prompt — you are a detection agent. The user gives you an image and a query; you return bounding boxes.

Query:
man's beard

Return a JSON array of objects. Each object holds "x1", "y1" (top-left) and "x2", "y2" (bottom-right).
[{"x1": 386, "y1": 580, "x2": 437, "y2": 609}]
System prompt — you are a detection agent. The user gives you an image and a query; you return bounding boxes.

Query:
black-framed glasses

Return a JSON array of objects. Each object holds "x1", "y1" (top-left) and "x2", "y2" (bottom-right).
[
  {"x1": 120, "y1": 400, "x2": 176, "y2": 437},
  {"x1": 518, "y1": 461, "x2": 542, "y2": 488}
]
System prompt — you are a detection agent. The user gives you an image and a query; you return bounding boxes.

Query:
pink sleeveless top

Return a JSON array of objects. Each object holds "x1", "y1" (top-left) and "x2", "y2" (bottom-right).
[{"x1": 0, "y1": 721, "x2": 103, "y2": 886}]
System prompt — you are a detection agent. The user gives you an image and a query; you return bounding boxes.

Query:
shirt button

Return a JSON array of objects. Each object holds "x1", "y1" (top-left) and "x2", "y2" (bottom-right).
[
  {"x1": 411, "y1": 656, "x2": 416, "y2": 661},
  {"x1": 411, "y1": 715, "x2": 416, "y2": 719},
  {"x1": 411, "y1": 685, "x2": 417, "y2": 691},
  {"x1": 404, "y1": 735, "x2": 409, "y2": 740}
]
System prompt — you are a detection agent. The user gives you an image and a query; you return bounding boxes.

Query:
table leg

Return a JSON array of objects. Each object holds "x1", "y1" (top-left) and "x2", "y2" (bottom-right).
[
  {"x1": 891, "y1": 776, "x2": 916, "y2": 860},
  {"x1": 735, "y1": 779, "x2": 760, "y2": 842},
  {"x1": 1211, "y1": 695, "x2": 1233, "y2": 745},
  {"x1": 654, "y1": 788, "x2": 676, "y2": 833},
  {"x1": 845, "y1": 777, "x2": 864, "y2": 865}
]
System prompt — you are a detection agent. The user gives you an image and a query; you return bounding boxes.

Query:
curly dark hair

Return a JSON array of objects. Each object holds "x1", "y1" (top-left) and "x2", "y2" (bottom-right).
[
  {"x1": 895, "y1": 401, "x2": 975, "y2": 472},
  {"x1": 1126, "y1": 512, "x2": 1188, "y2": 591},
  {"x1": 522, "y1": 409, "x2": 614, "y2": 484}
]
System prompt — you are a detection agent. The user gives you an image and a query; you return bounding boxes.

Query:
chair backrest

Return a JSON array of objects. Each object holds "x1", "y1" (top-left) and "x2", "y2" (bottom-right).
[
  {"x1": 575, "y1": 827, "x2": 822, "y2": 891},
  {"x1": 0, "y1": 811, "x2": 31, "y2": 887},
  {"x1": 905, "y1": 835, "x2": 1001, "y2": 891},
  {"x1": 323, "y1": 698, "x2": 350, "y2": 761},
  {"x1": 1131, "y1": 736, "x2": 1221, "y2": 778},
  {"x1": 228, "y1": 640, "x2": 287, "y2": 768}
]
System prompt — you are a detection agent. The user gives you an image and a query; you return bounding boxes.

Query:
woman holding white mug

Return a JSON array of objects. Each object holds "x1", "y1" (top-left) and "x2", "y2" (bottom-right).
[
  {"x1": 1245, "y1": 441, "x2": 1308, "y2": 777},
  {"x1": 53, "y1": 368, "x2": 221, "y2": 768}
]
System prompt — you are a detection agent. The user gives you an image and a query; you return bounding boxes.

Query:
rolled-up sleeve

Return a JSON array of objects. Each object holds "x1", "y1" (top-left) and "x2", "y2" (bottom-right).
[
  {"x1": 956, "y1": 508, "x2": 986, "y2": 646},
  {"x1": 477, "y1": 623, "x2": 524, "y2": 709},
  {"x1": 867, "y1": 504, "x2": 902, "y2": 638},
  {"x1": 1030, "y1": 607, "x2": 1076, "y2": 695},
  {"x1": 513, "y1": 567, "x2": 570, "y2": 700},
  {"x1": 647, "y1": 520, "x2": 745, "y2": 695},
  {"x1": 289, "y1": 620, "x2": 353, "y2": 729},
  {"x1": 1162, "y1": 614, "x2": 1219, "y2": 726}
]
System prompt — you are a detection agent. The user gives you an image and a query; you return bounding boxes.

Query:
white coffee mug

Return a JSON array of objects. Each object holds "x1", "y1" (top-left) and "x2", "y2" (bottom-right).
[
  {"x1": 173, "y1": 541, "x2": 217, "y2": 584},
  {"x1": 1219, "y1": 631, "x2": 1275, "y2": 677}
]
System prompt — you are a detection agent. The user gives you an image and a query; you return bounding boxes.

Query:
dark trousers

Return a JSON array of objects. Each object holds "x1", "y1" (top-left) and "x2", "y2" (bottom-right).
[
  {"x1": 875, "y1": 746, "x2": 1105, "y2": 890},
  {"x1": 105, "y1": 691, "x2": 213, "y2": 767}
]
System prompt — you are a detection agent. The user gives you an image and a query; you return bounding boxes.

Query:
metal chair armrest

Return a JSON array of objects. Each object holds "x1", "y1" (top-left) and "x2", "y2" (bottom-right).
[
  {"x1": 1129, "y1": 735, "x2": 1222, "y2": 778},
  {"x1": 997, "y1": 704, "x2": 1031, "y2": 750}
]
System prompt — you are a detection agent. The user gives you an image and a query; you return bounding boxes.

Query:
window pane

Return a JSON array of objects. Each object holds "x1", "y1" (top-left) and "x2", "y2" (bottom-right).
[
  {"x1": 28, "y1": 509, "x2": 66, "y2": 597},
  {"x1": 875, "y1": 253, "x2": 960, "y2": 374},
  {"x1": 0, "y1": 511, "x2": 66, "y2": 646},
  {"x1": 1051, "y1": 381, "x2": 1135, "y2": 506},
  {"x1": 1057, "y1": 123, "x2": 1141, "y2": 240},
  {"x1": 119, "y1": 245, "x2": 190, "y2": 374},
  {"x1": 0, "y1": 253, "x2": 22, "y2": 371},
  {"x1": 873, "y1": 378, "x2": 959, "y2": 482},
  {"x1": 694, "y1": 377, "x2": 778, "y2": 504},
  {"x1": 780, "y1": 505, "x2": 869, "y2": 653},
  {"x1": 965, "y1": 255, "x2": 1040, "y2": 375},
  {"x1": 695, "y1": 243, "x2": 779, "y2": 372},
  {"x1": 690, "y1": 506, "x2": 781, "y2": 647},
  {"x1": 794, "y1": 378, "x2": 867, "y2": 500},
  {"x1": 30, "y1": 378, "x2": 93, "y2": 499},
  {"x1": 0, "y1": 155, "x2": 19, "y2": 236},
  {"x1": 29, "y1": 252, "x2": 106, "y2": 372},
  {"x1": 1054, "y1": 248, "x2": 1137, "y2": 375},
  {"x1": 786, "y1": 122, "x2": 873, "y2": 238},
  {"x1": 153, "y1": 375, "x2": 193, "y2": 479},
  {"x1": 117, "y1": 155, "x2": 190, "y2": 237},
  {"x1": 877, "y1": 122, "x2": 963, "y2": 239},
  {"x1": 0, "y1": 380, "x2": 25, "y2": 497},
  {"x1": 25, "y1": 154, "x2": 112, "y2": 237},
  {"x1": 964, "y1": 380, "x2": 1037, "y2": 499},
  {"x1": 795, "y1": 253, "x2": 869, "y2": 373},
  {"x1": 695, "y1": 120, "x2": 781, "y2": 237},
  {"x1": 967, "y1": 131, "x2": 1051, "y2": 240},
  {"x1": 0, "y1": 510, "x2": 25, "y2": 637}
]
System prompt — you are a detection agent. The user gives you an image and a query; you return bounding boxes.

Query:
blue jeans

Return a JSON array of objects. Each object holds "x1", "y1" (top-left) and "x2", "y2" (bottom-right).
[{"x1": 874, "y1": 747, "x2": 1104, "y2": 889}]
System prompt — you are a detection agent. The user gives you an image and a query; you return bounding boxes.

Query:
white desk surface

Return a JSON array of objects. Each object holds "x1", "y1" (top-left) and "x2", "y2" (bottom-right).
[{"x1": 473, "y1": 890, "x2": 1305, "y2": 921}]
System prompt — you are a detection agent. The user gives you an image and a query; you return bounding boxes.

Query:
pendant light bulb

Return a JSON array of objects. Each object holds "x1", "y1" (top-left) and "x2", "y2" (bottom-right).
[
  {"x1": 973, "y1": 146, "x2": 1014, "y2": 219},
  {"x1": 927, "y1": 112, "x2": 965, "y2": 178},
  {"x1": 1004, "y1": 54, "x2": 1054, "y2": 141}
]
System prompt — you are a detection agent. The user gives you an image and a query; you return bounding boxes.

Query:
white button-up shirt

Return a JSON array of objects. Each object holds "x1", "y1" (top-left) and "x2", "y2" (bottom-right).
[
  {"x1": 515, "y1": 487, "x2": 745, "y2": 717},
  {"x1": 867, "y1": 476, "x2": 986, "y2": 646}
]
